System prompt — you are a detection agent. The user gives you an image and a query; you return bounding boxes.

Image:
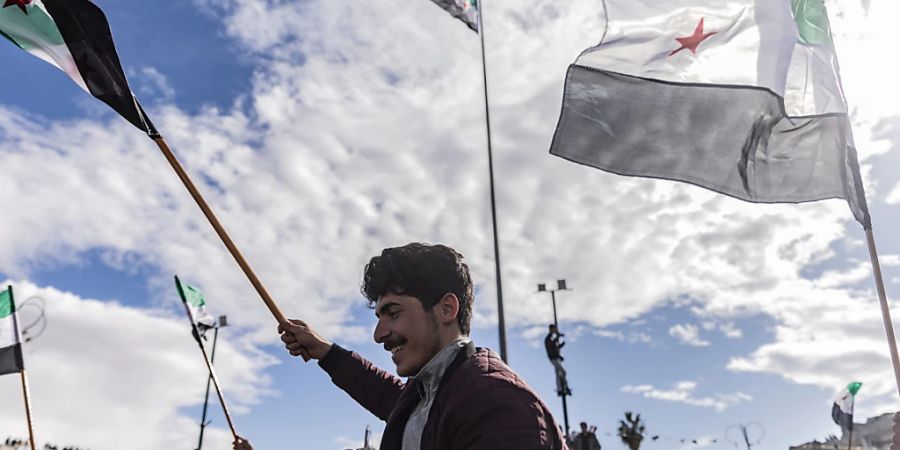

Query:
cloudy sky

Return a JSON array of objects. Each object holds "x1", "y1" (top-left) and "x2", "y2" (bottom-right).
[{"x1": 1, "y1": 0, "x2": 899, "y2": 449}]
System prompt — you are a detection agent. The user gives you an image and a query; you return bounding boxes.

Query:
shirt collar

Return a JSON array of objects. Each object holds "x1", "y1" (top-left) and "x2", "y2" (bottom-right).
[{"x1": 410, "y1": 338, "x2": 471, "y2": 394}]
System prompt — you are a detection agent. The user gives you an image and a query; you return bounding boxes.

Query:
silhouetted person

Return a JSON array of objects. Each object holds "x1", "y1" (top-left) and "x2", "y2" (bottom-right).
[
  {"x1": 544, "y1": 324, "x2": 570, "y2": 395},
  {"x1": 571, "y1": 422, "x2": 601, "y2": 450}
]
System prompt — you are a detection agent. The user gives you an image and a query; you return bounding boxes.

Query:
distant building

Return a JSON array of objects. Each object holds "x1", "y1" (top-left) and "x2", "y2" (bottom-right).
[{"x1": 790, "y1": 412, "x2": 895, "y2": 450}]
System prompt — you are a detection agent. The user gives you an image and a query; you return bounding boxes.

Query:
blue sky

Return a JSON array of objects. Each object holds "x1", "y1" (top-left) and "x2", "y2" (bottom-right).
[{"x1": 1, "y1": 0, "x2": 899, "y2": 449}]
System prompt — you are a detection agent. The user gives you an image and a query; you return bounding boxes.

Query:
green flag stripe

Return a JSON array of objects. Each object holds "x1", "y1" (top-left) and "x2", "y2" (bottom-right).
[
  {"x1": 0, "y1": 288, "x2": 11, "y2": 319},
  {"x1": 0, "y1": 28, "x2": 22, "y2": 49},
  {"x1": 791, "y1": 0, "x2": 832, "y2": 45},
  {"x1": 181, "y1": 283, "x2": 206, "y2": 308},
  {"x1": 848, "y1": 381, "x2": 862, "y2": 396},
  {"x1": 0, "y1": 0, "x2": 88, "y2": 91},
  {"x1": 0, "y1": 1, "x2": 67, "y2": 50}
]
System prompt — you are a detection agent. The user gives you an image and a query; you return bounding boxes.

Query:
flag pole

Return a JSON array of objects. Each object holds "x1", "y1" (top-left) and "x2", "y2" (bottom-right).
[
  {"x1": 152, "y1": 136, "x2": 287, "y2": 326},
  {"x1": 19, "y1": 369, "x2": 35, "y2": 450},
  {"x1": 847, "y1": 394, "x2": 855, "y2": 450},
  {"x1": 175, "y1": 277, "x2": 239, "y2": 441},
  {"x1": 864, "y1": 228, "x2": 900, "y2": 398},
  {"x1": 196, "y1": 324, "x2": 221, "y2": 450},
  {"x1": 10, "y1": 287, "x2": 36, "y2": 450},
  {"x1": 19, "y1": 371, "x2": 36, "y2": 450},
  {"x1": 476, "y1": 0, "x2": 508, "y2": 363}
]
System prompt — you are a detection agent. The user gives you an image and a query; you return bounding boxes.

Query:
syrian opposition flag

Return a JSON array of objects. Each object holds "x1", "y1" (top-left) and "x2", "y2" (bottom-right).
[
  {"x1": 0, "y1": 286, "x2": 24, "y2": 376},
  {"x1": 550, "y1": 0, "x2": 871, "y2": 228},
  {"x1": 430, "y1": 0, "x2": 479, "y2": 32},
  {"x1": 0, "y1": 0, "x2": 156, "y2": 135},
  {"x1": 174, "y1": 276, "x2": 217, "y2": 340},
  {"x1": 832, "y1": 381, "x2": 862, "y2": 431}
]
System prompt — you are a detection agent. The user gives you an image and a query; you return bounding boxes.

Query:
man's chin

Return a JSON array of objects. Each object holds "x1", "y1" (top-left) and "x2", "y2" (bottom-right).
[{"x1": 395, "y1": 362, "x2": 421, "y2": 377}]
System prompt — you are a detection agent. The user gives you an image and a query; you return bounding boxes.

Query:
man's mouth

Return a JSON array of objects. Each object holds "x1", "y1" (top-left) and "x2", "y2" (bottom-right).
[{"x1": 389, "y1": 344, "x2": 405, "y2": 355}]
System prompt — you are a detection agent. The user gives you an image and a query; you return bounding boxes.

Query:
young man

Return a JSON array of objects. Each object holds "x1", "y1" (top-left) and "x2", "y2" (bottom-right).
[{"x1": 234, "y1": 243, "x2": 567, "y2": 450}]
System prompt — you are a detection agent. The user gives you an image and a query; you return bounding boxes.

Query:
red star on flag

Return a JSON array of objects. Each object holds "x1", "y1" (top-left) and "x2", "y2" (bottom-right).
[
  {"x1": 2, "y1": 0, "x2": 31, "y2": 14},
  {"x1": 669, "y1": 18, "x2": 717, "y2": 56}
]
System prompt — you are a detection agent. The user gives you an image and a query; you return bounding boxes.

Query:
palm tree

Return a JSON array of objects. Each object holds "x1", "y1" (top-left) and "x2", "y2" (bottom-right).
[{"x1": 618, "y1": 411, "x2": 646, "y2": 450}]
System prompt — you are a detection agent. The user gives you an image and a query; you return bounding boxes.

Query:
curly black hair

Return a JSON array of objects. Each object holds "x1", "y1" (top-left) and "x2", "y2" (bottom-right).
[{"x1": 361, "y1": 243, "x2": 474, "y2": 335}]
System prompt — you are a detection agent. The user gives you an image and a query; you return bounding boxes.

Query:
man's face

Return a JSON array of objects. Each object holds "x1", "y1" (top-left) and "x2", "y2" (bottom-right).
[{"x1": 373, "y1": 293, "x2": 443, "y2": 377}]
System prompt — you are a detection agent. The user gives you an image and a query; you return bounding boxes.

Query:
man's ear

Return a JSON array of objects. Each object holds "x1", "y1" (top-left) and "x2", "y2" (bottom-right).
[{"x1": 436, "y1": 293, "x2": 460, "y2": 324}]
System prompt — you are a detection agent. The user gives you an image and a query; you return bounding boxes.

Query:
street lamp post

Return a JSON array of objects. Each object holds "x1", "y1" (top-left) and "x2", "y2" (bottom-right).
[
  {"x1": 537, "y1": 279, "x2": 570, "y2": 438},
  {"x1": 196, "y1": 315, "x2": 228, "y2": 450},
  {"x1": 538, "y1": 279, "x2": 568, "y2": 329}
]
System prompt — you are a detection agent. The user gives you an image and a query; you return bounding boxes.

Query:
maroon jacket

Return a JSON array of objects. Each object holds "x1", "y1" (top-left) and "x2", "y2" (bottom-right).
[{"x1": 318, "y1": 342, "x2": 568, "y2": 450}]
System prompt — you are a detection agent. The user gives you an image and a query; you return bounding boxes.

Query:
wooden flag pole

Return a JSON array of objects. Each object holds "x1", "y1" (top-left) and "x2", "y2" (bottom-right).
[
  {"x1": 190, "y1": 322, "x2": 238, "y2": 441},
  {"x1": 865, "y1": 228, "x2": 900, "y2": 398},
  {"x1": 176, "y1": 279, "x2": 238, "y2": 441},
  {"x1": 19, "y1": 370, "x2": 36, "y2": 450},
  {"x1": 153, "y1": 136, "x2": 287, "y2": 325},
  {"x1": 10, "y1": 286, "x2": 37, "y2": 450}
]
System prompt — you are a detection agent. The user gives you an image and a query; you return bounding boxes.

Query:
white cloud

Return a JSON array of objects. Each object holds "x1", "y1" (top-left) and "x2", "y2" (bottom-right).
[
  {"x1": 719, "y1": 322, "x2": 743, "y2": 339},
  {"x1": 669, "y1": 324, "x2": 711, "y2": 347},
  {"x1": 725, "y1": 285, "x2": 899, "y2": 416},
  {"x1": 0, "y1": 280, "x2": 274, "y2": 450},
  {"x1": 135, "y1": 67, "x2": 177, "y2": 101},
  {"x1": 621, "y1": 381, "x2": 752, "y2": 412},
  {"x1": 594, "y1": 329, "x2": 625, "y2": 340},
  {"x1": 594, "y1": 329, "x2": 653, "y2": 344},
  {"x1": 887, "y1": 184, "x2": 900, "y2": 204},
  {"x1": 814, "y1": 261, "x2": 873, "y2": 289}
]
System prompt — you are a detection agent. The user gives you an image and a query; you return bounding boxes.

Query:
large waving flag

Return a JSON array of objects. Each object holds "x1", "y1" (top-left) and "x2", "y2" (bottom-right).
[
  {"x1": 832, "y1": 381, "x2": 862, "y2": 431},
  {"x1": 429, "y1": 0, "x2": 478, "y2": 32},
  {"x1": 549, "y1": 0, "x2": 870, "y2": 228},
  {"x1": 0, "y1": 0, "x2": 156, "y2": 135},
  {"x1": 0, "y1": 286, "x2": 24, "y2": 376}
]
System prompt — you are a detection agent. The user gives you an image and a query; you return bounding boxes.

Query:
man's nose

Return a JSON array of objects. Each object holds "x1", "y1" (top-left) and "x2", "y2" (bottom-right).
[{"x1": 373, "y1": 320, "x2": 390, "y2": 343}]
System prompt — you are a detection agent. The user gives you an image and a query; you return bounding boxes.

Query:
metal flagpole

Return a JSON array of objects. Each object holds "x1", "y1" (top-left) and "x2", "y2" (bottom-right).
[
  {"x1": 864, "y1": 228, "x2": 900, "y2": 399},
  {"x1": 153, "y1": 136, "x2": 288, "y2": 326},
  {"x1": 176, "y1": 277, "x2": 239, "y2": 441},
  {"x1": 847, "y1": 394, "x2": 854, "y2": 450},
  {"x1": 10, "y1": 287, "x2": 36, "y2": 450},
  {"x1": 196, "y1": 320, "x2": 224, "y2": 450},
  {"x1": 475, "y1": 0, "x2": 508, "y2": 363}
]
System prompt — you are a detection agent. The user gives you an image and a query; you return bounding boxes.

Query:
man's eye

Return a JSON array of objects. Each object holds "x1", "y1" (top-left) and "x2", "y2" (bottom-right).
[{"x1": 389, "y1": 311, "x2": 400, "y2": 319}]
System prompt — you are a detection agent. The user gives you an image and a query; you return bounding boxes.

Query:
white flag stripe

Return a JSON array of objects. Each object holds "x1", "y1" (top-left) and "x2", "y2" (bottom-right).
[
  {"x1": 0, "y1": 313, "x2": 17, "y2": 349},
  {"x1": 576, "y1": 0, "x2": 846, "y2": 116}
]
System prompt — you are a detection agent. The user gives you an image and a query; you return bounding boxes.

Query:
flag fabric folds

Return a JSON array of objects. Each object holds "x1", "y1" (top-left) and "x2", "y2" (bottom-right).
[
  {"x1": 0, "y1": 286, "x2": 24, "y2": 376},
  {"x1": 832, "y1": 381, "x2": 862, "y2": 431},
  {"x1": 175, "y1": 277, "x2": 217, "y2": 339},
  {"x1": 549, "y1": 0, "x2": 871, "y2": 228},
  {"x1": 430, "y1": 0, "x2": 478, "y2": 32},
  {"x1": 0, "y1": 0, "x2": 156, "y2": 135}
]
